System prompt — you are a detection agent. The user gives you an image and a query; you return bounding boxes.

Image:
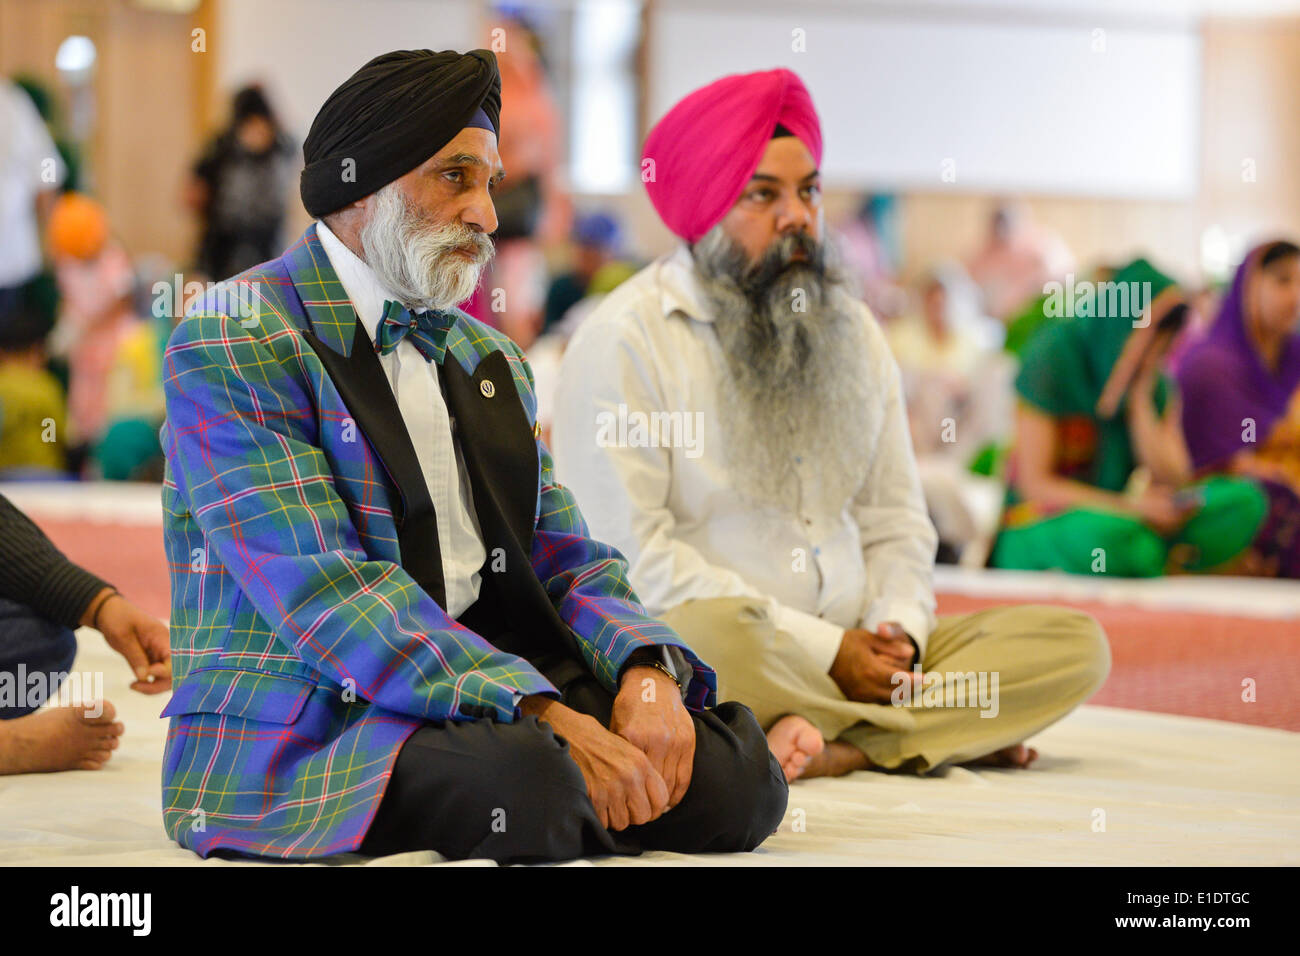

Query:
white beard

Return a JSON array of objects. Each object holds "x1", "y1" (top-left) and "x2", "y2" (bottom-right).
[
  {"x1": 359, "y1": 182, "x2": 494, "y2": 312},
  {"x1": 693, "y1": 224, "x2": 879, "y2": 513}
]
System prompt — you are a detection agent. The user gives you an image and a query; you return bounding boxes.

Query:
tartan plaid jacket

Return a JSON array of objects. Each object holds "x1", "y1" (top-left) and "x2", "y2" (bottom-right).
[{"x1": 158, "y1": 224, "x2": 716, "y2": 860}]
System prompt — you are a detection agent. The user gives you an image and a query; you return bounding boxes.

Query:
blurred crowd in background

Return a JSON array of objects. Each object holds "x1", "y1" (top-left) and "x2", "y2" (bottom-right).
[{"x1": 2, "y1": 11, "x2": 1297, "y2": 579}]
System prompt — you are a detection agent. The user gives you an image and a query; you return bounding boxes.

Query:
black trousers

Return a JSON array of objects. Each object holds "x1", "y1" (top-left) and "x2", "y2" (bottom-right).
[{"x1": 359, "y1": 648, "x2": 789, "y2": 863}]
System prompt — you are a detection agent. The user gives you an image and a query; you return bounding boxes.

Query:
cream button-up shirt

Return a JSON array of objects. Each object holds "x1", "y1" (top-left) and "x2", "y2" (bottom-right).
[
  {"x1": 316, "y1": 221, "x2": 486, "y2": 619},
  {"x1": 551, "y1": 245, "x2": 938, "y2": 672}
]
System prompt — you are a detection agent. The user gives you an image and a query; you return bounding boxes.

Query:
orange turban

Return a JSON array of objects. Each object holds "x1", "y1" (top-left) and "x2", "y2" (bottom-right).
[{"x1": 47, "y1": 192, "x2": 109, "y2": 260}]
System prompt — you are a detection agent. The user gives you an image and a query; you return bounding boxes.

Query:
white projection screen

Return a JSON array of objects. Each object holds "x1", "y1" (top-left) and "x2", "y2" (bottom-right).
[{"x1": 648, "y1": 5, "x2": 1202, "y2": 199}]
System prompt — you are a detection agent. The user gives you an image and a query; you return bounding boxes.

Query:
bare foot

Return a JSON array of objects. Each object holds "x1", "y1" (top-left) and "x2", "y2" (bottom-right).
[
  {"x1": 800, "y1": 740, "x2": 872, "y2": 779},
  {"x1": 766, "y1": 714, "x2": 826, "y2": 782},
  {"x1": 969, "y1": 742, "x2": 1039, "y2": 769},
  {"x1": 0, "y1": 700, "x2": 123, "y2": 774}
]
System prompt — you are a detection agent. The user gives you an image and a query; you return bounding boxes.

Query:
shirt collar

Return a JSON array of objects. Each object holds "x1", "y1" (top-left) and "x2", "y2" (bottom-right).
[
  {"x1": 315, "y1": 220, "x2": 421, "y2": 342},
  {"x1": 657, "y1": 244, "x2": 717, "y2": 324}
]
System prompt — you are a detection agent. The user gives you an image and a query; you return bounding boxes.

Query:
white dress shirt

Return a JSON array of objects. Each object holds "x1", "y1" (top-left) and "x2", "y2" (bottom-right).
[
  {"x1": 316, "y1": 221, "x2": 486, "y2": 619},
  {"x1": 551, "y1": 245, "x2": 939, "y2": 672}
]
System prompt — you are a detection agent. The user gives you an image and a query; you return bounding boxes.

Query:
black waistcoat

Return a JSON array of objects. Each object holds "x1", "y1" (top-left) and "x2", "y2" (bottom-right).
[{"x1": 300, "y1": 317, "x2": 581, "y2": 681}]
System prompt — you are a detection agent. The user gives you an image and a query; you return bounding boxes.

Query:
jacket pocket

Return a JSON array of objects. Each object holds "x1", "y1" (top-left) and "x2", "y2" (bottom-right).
[{"x1": 160, "y1": 667, "x2": 316, "y2": 724}]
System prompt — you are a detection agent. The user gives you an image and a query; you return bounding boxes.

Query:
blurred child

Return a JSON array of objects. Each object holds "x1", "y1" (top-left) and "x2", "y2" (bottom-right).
[
  {"x1": 0, "y1": 298, "x2": 68, "y2": 478},
  {"x1": 46, "y1": 192, "x2": 164, "y2": 480}
]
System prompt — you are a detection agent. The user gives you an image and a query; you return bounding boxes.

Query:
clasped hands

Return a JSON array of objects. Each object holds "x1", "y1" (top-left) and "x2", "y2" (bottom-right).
[
  {"x1": 519, "y1": 655, "x2": 694, "y2": 832},
  {"x1": 829, "y1": 621, "x2": 920, "y2": 704}
]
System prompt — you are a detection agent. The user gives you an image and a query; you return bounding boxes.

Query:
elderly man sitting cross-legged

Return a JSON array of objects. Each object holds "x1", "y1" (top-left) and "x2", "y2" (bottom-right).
[{"x1": 158, "y1": 49, "x2": 785, "y2": 863}]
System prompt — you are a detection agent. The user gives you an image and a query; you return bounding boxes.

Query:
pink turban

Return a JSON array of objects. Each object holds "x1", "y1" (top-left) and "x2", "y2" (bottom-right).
[{"x1": 641, "y1": 68, "x2": 823, "y2": 243}]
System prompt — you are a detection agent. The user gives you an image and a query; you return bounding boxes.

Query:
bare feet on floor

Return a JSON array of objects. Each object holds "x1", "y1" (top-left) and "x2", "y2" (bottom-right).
[
  {"x1": 0, "y1": 700, "x2": 123, "y2": 774},
  {"x1": 800, "y1": 740, "x2": 872, "y2": 779},
  {"x1": 969, "y1": 742, "x2": 1039, "y2": 769},
  {"x1": 765, "y1": 714, "x2": 826, "y2": 781}
]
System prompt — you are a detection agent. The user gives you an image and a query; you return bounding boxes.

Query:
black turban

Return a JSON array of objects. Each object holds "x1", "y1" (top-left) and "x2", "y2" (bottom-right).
[{"x1": 299, "y1": 48, "x2": 501, "y2": 219}]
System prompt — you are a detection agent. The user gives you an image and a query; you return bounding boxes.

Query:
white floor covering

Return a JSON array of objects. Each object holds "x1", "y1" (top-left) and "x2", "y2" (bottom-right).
[{"x1": 2, "y1": 628, "x2": 1296, "y2": 867}]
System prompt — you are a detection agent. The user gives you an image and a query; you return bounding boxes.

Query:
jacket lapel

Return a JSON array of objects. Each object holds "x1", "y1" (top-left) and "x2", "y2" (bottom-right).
[
  {"x1": 441, "y1": 346, "x2": 566, "y2": 656},
  {"x1": 280, "y1": 225, "x2": 357, "y2": 357},
  {"x1": 282, "y1": 226, "x2": 448, "y2": 609},
  {"x1": 440, "y1": 349, "x2": 538, "y2": 557}
]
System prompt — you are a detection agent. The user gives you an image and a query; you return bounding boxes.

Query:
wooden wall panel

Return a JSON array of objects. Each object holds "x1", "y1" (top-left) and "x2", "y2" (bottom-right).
[{"x1": 0, "y1": 0, "x2": 205, "y2": 265}]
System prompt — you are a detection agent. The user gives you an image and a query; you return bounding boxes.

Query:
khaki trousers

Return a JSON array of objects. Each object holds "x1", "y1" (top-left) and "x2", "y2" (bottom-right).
[{"x1": 662, "y1": 598, "x2": 1110, "y2": 772}]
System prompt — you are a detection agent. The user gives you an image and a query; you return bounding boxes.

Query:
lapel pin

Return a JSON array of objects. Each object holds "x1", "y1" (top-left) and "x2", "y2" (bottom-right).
[
  {"x1": 480, "y1": 379, "x2": 496, "y2": 398},
  {"x1": 533, "y1": 421, "x2": 542, "y2": 439}
]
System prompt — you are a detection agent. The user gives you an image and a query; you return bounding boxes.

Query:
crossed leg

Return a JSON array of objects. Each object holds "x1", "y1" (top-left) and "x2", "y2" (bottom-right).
[{"x1": 664, "y1": 598, "x2": 1110, "y2": 780}]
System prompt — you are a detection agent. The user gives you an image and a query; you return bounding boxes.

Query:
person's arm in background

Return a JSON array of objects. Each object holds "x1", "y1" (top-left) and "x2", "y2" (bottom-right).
[
  {"x1": 0, "y1": 492, "x2": 111, "y2": 629},
  {"x1": 182, "y1": 136, "x2": 218, "y2": 218},
  {"x1": 1011, "y1": 402, "x2": 1186, "y2": 535},
  {"x1": 1126, "y1": 364, "x2": 1192, "y2": 488},
  {"x1": 550, "y1": 311, "x2": 846, "y2": 676},
  {"x1": 181, "y1": 174, "x2": 209, "y2": 219},
  {"x1": 0, "y1": 493, "x2": 170, "y2": 692},
  {"x1": 34, "y1": 188, "x2": 58, "y2": 231}
]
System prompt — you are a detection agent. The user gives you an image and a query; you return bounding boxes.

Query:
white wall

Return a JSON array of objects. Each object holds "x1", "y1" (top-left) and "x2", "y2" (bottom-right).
[
  {"x1": 213, "y1": 0, "x2": 1203, "y2": 200},
  {"x1": 215, "y1": 0, "x2": 479, "y2": 142},
  {"x1": 649, "y1": 3, "x2": 1202, "y2": 199}
]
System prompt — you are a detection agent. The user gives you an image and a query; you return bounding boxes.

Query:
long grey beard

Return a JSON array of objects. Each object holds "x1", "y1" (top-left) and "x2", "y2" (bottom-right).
[
  {"x1": 693, "y1": 225, "x2": 878, "y2": 513},
  {"x1": 359, "y1": 181, "x2": 494, "y2": 312}
]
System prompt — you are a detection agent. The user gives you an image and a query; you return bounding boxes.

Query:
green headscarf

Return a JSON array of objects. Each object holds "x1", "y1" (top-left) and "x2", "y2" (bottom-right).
[
  {"x1": 1003, "y1": 292, "x2": 1053, "y2": 360},
  {"x1": 1013, "y1": 257, "x2": 1179, "y2": 492}
]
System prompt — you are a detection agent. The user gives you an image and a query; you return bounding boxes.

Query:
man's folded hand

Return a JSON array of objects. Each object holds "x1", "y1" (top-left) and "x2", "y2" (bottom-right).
[
  {"x1": 611, "y1": 664, "x2": 696, "y2": 810},
  {"x1": 520, "y1": 695, "x2": 671, "y2": 831},
  {"x1": 830, "y1": 626, "x2": 919, "y2": 704}
]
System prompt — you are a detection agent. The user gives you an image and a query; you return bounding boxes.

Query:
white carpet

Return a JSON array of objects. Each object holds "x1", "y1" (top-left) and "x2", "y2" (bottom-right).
[{"x1": 2, "y1": 628, "x2": 1296, "y2": 867}]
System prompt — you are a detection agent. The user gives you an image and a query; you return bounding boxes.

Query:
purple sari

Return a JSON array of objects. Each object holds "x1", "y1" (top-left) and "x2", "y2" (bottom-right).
[
  {"x1": 1177, "y1": 242, "x2": 1300, "y2": 470},
  {"x1": 1177, "y1": 242, "x2": 1300, "y2": 577}
]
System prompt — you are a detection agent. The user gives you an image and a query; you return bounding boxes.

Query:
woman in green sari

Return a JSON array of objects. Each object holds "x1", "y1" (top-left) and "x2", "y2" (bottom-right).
[{"x1": 991, "y1": 258, "x2": 1269, "y2": 576}]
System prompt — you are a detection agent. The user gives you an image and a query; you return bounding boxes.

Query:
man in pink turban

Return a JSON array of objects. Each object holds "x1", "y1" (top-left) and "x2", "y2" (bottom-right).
[
  {"x1": 553, "y1": 68, "x2": 1110, "y2": 783},
  {"x1": 641, "y1": 68, "x2": 823, "y2": 245}
]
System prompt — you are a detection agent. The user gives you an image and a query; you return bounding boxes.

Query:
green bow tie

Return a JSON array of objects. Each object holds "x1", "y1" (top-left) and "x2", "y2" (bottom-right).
[{"x1": 374, "y1": 299, "x2": 456, "y2": 363}]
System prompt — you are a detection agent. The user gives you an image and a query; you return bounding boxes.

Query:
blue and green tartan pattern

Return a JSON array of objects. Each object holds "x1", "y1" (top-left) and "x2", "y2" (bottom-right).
[{"x1": 158, "y1": 225, "x2": 716, "y2": 859}]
